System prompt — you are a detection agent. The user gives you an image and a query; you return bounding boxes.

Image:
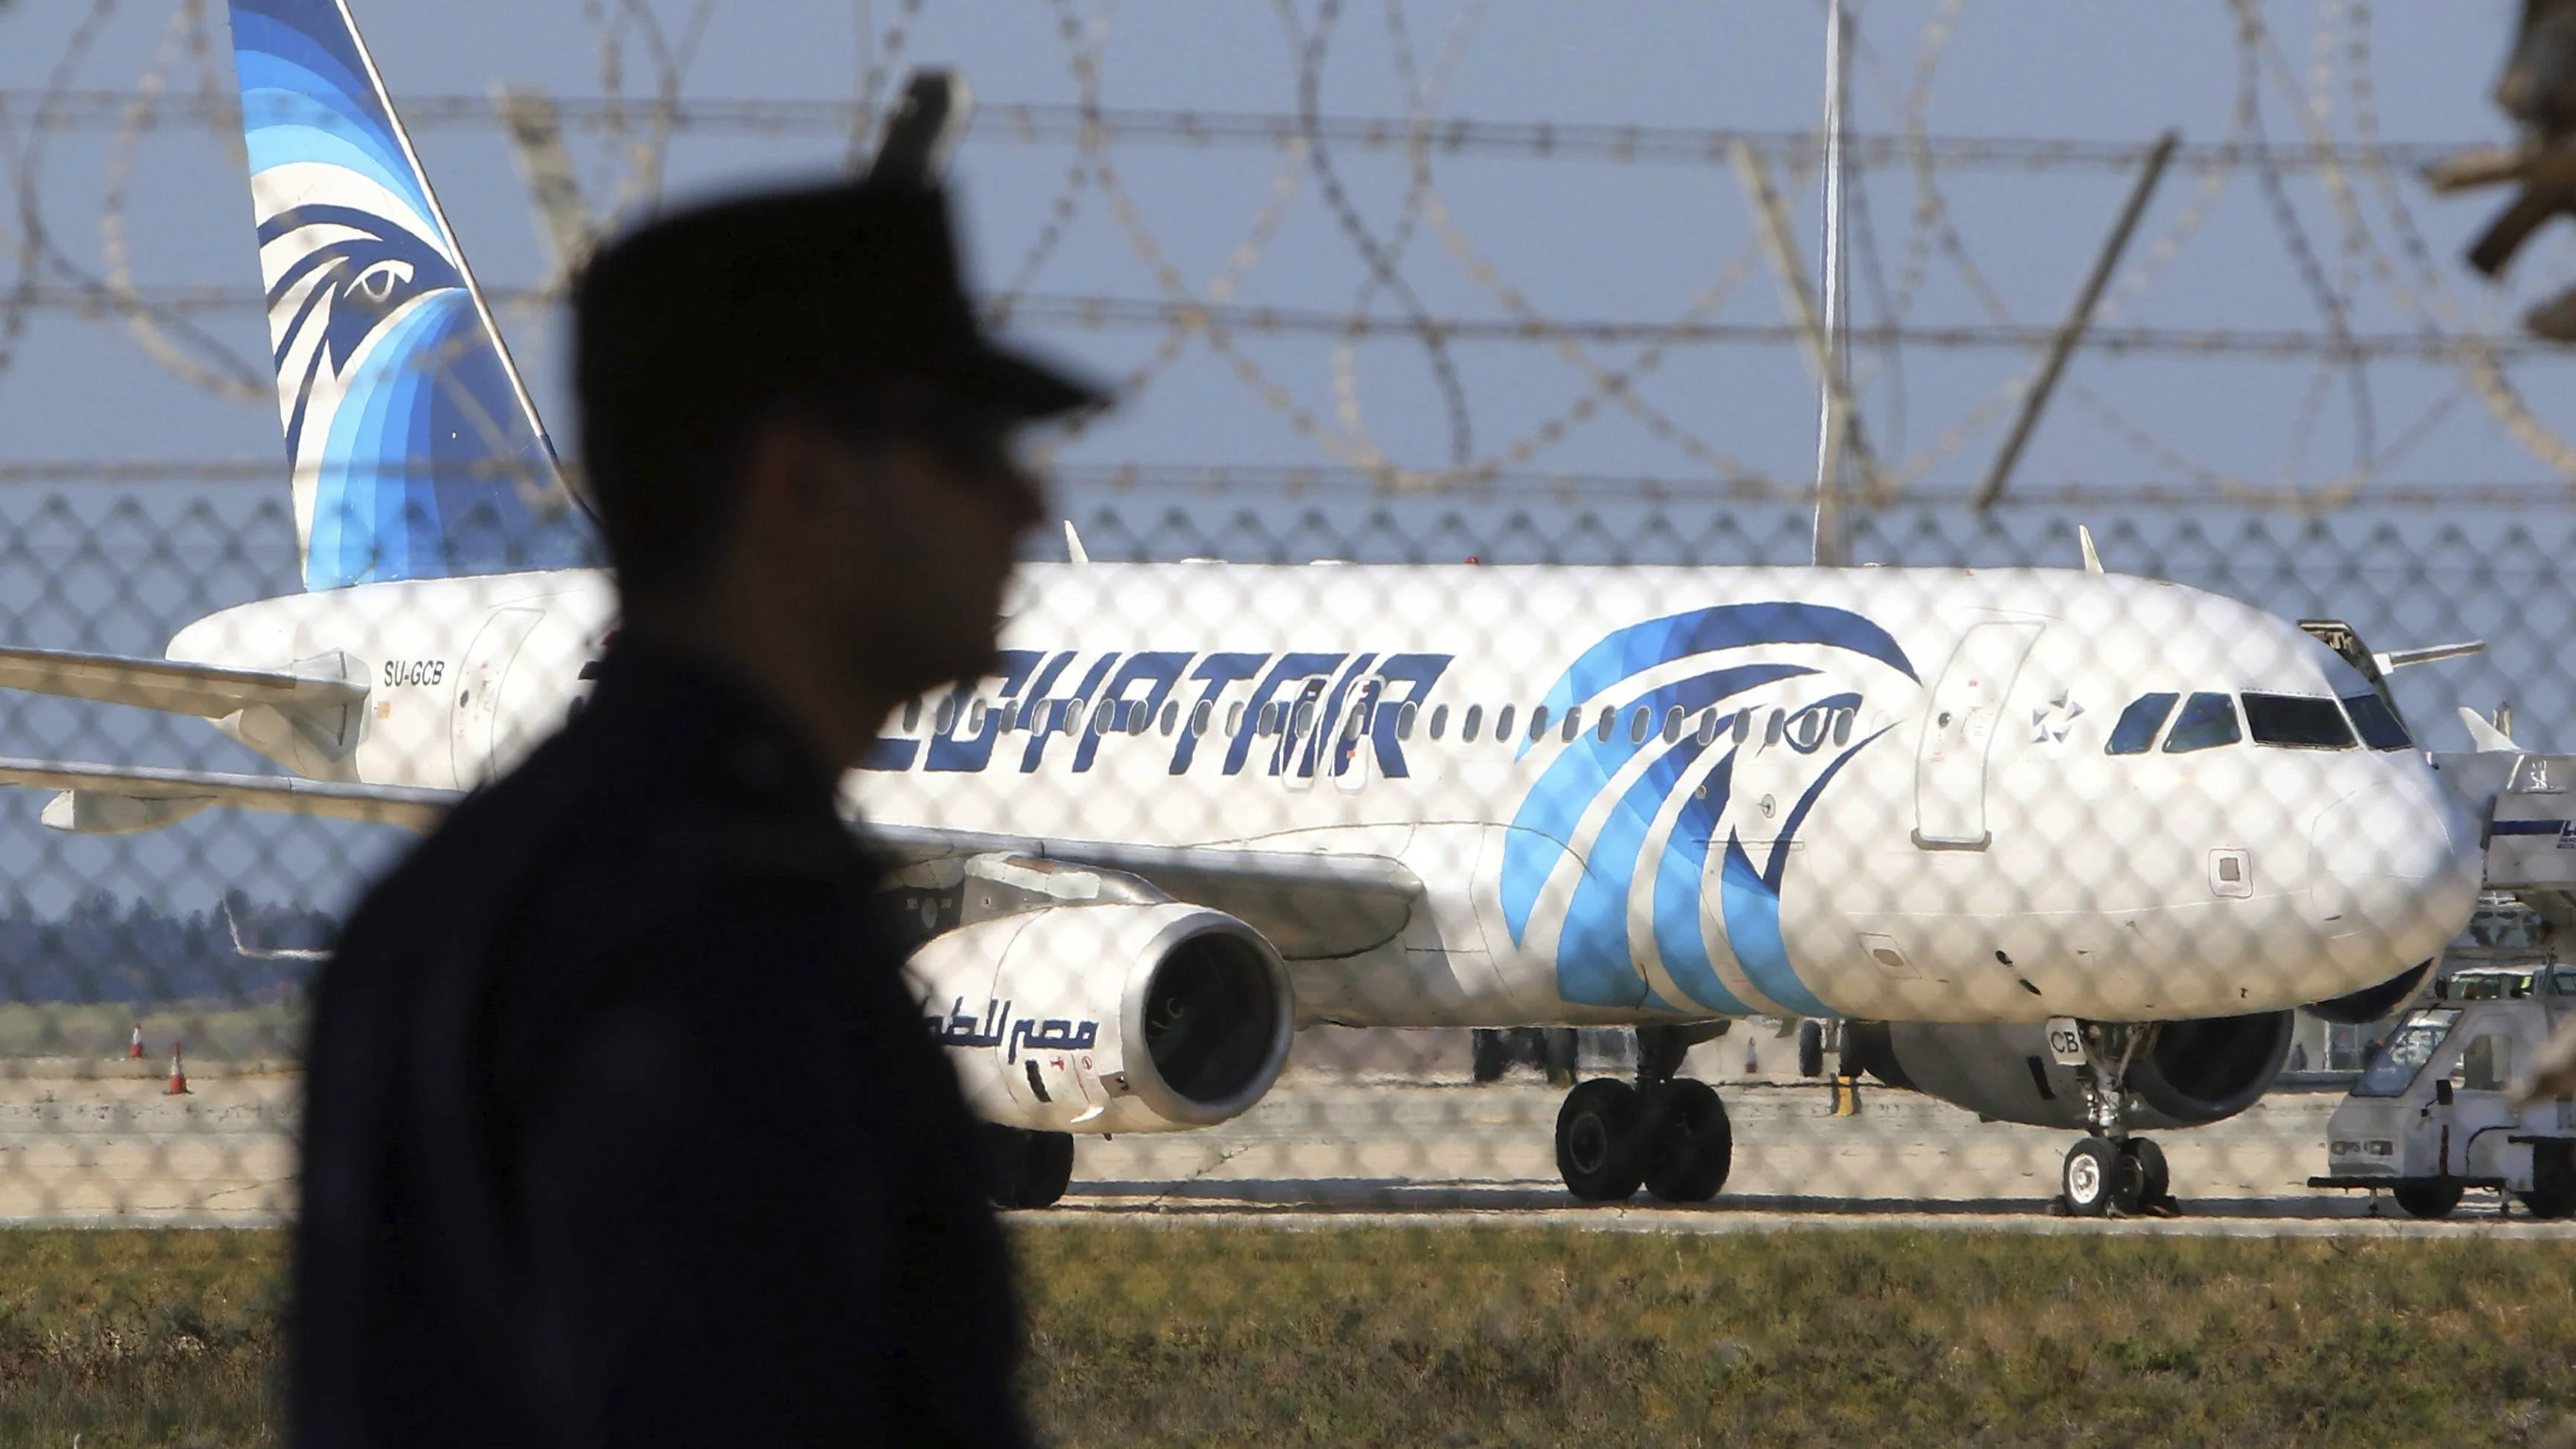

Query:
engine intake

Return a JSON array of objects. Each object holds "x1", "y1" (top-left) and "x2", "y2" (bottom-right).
[
  {"x1": 1860, "y1": 1011, "x2": 2293, "y2": 1131},
  {"x1": 909, "y1": 890, "x2": 1293, "y2": 1135}
]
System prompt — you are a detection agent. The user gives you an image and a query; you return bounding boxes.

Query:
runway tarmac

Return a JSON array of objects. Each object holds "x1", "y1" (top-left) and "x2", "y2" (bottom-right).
[{"x1": 0, "y1": 1060, "x2": 2562, "y2": 1236}]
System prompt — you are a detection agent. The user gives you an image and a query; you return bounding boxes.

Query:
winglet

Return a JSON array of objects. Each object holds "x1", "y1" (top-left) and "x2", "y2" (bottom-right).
[
  {"x1": 2077, "y1": 525, "x2": 2103, "y2": 575},
  {"x1": 2459, "y1": 704, "x2": 2521, "y2": 752},
  {"x1": 1063, "y1": 520, "x2": 1089, "y2": 565}
]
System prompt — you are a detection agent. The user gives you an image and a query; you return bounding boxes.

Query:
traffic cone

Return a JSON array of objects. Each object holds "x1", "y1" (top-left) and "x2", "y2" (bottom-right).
[
  {"x1": 164, "y1": 1040, "x2": 190, "y2": 1096},
  {"x1": 126, "y1": 1022, "x2": 144, "y2": 1059}
]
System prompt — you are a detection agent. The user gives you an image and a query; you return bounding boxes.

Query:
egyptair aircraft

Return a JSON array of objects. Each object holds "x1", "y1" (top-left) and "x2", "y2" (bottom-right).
[{"x1": 0, "y1": 0, "x2": 2487, "y2": 1215}]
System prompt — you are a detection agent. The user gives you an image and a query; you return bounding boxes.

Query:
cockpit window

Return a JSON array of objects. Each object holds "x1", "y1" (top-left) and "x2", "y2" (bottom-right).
[
  {"x1": 2105, "y1": 692, "x2": 2178, "y2": 755},
  {"x1": 2160, "y1": 691, "x2": 2241, "y2": 753},
  {"x1": 2352, "y1": 1007, "x2": 2461, "y2": 1097},
  {"x1": 2242, "y1": 693, "x2": 2356, "y2": 749},
  {"x1": 2342, "y1": 692, "x2": 2413, "y2": 751}
]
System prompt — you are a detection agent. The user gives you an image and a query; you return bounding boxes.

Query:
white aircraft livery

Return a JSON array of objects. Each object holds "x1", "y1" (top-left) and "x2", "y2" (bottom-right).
[{"x1": 0, "y1": 0, "x2": 2489, "y2": 1214}]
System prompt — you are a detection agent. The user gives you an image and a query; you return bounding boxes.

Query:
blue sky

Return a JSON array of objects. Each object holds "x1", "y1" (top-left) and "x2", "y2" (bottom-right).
[{"x1": 4, "y1": 1, "x2": 2568, "y2": 506}]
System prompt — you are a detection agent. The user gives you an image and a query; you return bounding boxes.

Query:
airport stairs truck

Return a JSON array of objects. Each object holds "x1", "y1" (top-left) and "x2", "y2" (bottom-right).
[{"x1": 2311, "y1": 738, "x2": 2576, "y2": 1219}]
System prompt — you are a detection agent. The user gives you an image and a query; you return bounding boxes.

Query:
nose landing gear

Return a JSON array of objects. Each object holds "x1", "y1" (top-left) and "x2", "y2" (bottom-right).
[
  {"x1": 1553, "y1": 1024, "x2": 1734, "y2": 1204},
  {"x1": 2056, "y1": 1023, "x2": 2178, "y2": 1217}
]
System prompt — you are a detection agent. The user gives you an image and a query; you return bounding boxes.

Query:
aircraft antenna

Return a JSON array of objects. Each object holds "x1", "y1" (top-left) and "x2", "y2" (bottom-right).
[{"x1": 1812, "y1": 0, "x2": 1852, "y2": 567}]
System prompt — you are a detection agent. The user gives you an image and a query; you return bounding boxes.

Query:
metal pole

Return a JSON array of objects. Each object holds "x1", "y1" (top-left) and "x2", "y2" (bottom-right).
[
  {"x1": 1972, "y1": 129, "x2": 2180, "y2": 512},
  {"x1": 1812, "y1": 0, "x2": 1849, "y2": 565}
]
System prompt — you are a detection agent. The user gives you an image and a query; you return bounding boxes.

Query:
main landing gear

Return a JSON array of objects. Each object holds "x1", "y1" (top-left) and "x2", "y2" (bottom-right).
[
  {"x1": 982, "y1": 1124, "x2": 1075, "y2": 1210},
  {"x1": 2056, "y1": 1023, "x2": 2176, "y2": 1218},
  {"x1": 1553, "y1": 1024, "x2": 1733, "y2": 1203}
]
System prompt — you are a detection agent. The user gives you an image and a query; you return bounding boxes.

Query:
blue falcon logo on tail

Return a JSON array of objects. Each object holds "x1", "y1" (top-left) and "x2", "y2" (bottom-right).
[
  {"x1": 231, "y1": 0, "x2": 594, "y2": 590},
  {"x1": 1500, "y1": 603, "x2": 1919, "y2": 1016}
]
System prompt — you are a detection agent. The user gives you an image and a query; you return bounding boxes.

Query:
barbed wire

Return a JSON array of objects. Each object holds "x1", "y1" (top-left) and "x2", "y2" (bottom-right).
[
  {"x1": 7, "y1": 282, "x2": 2563, "y2": 362},
  {"x1": 11, "y1": 454, "x2": 2576, "y2": 511},
  {"x1": 0, "y1": 87, "x2": 2504, "y2": 173},
  {"x1": 7, "y1": 0, "x2": 2576, "y2": 512}
]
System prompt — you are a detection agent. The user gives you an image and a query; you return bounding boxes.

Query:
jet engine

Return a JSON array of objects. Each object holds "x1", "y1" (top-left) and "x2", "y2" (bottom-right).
[
  {"x1": 1846, "y1": 1011, "x2": 2293, "y2": 1131},
  {"x1": 909, "y1": 898, "x2": 1294, "y2": 1135},
  {"x1": 2303, "y1": 961, "x2": 2431, "y2": 1026}
]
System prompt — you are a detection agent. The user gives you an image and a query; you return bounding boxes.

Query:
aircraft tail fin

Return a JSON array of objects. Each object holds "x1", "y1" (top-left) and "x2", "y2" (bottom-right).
[
  {"x1": 2459, "y1": 704, "x2": 2521, "y2": 753},
  {"x1": 227, "y1": 0, "x2": 593, "y2": 590}
]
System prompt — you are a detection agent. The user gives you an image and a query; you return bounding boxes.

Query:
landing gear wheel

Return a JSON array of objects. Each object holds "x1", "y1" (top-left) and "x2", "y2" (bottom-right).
[
  {"x1": 1643, "y1": 1080, "x2": 1733, "y2": 1203},
  {"x1": 983, "y1": 1126, "x2": 1076, "y2": 1210},
  {"x1": 1556, "y1": 1078, "x2": 1647, "y2": 1201},
  {"x1": 1797, "y1": 1020, "x2": 1825, "y2": 1078},
  {"x1": 2520, "y1": 1143, "x2": 2576, "y2": 1221},
  {"x1": 1470, "y1": 1028, "x2": 1508, "y2": 1084},
  {"x1": 2123, "y1": 1136, "x2": 2172, "y2": 1209},
  {"x1": 2062, "y1": 1136, "x2": 2142, "y2": 1217},
  {"x1": 2392, "y1": 1178, "x2": 2464, "y2": 1220}
]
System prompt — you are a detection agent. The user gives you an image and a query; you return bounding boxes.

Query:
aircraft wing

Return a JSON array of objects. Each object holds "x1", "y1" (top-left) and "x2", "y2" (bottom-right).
[
  {"x1": 0, "y1": 758, "x2": 455, "y2": 833},
  {"x1": 0, "y1": 645, "x2": 367, "y2": 719},
  {"x1": 861, "y1": 820, "x2": 1426, "y2": 961}
]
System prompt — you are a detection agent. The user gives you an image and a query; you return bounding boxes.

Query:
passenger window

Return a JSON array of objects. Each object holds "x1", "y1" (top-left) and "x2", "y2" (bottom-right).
[
  {"x1": 1696, "y1": 711, "x2": 1719, "y2": 746},
  {"x1": 1062, "y1": 699, "x2": 1086, "y2": 735},
  {"x1": 2243, "y1": 693, "x2": 2355, "y2": 749},
  {"x1": 1292, "y1": 700, "x2": 1316, "y2": 735},
  {"x1": 2160, "y1": 692, "x2": 2240, "y2": 753},
  {"x1": 1191, "y1": 700, "x2": 1213, "y2": 737},
  {"x1": 1762, "y1": 709, "x2": 1784, "y2": 746},
  {"x1": 1663, "y1": 706, "x2": 1684, "y2": 743},
  {"x1": 1430, "y1": 704, "x2": 1450, "y2": 740},
  {"x1": 934, "y1": 697, "x2": 957, "y2": 735},
  {"x1": 1631, "y1": 706, "x2": 1652, "y2": 743},
  {"x1": 1733, "y1": 711, "x2": 1752, "y2": 743},
  {"x1": 1529, "y1": 706, "x2": 1551, "y2": 741},
  {"x1": 1562, "y1": 706, "x2": 1583, "y2": 742},
  {"x1": 1832, "y1": 708, "x2": 1854, "y2": 747},
  {"x1": 1596, "y1": 709, "x2": 1616, "y2": 743},
  {"x1": 2461, "y1": 1033, "x2": 2512, "y2": 1093},
  {"x1": 1495, "y1": 705, "x2": 1516, "y2": 740},
  {"x1": 1463, "y1": 705, "x2": 1484, "y2": 743},
  {"x1": 1159, "y1": 700, "x2": 1179, "y2": 736},
  {"x1": 901, "y1": 700, "x2": 920, "y2": 732},
  {"x1": 2105, "y1": 692, "x2": 2177, "y2": 755},
  {"x1": 2342, "y1": 692, "x2": 2414, "y2": 751},
  {"x1": 1397, "y1": 701, "x2": 1419, "y2": 740},
  {"x1": 1225, "y1": 702, "x2": 1244, "y2": 738}
]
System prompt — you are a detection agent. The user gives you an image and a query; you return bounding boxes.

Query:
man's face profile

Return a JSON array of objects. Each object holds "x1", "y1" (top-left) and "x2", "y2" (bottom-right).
[{"x1": 754, "y1": 396, "x2": 1044, "y2": 711}]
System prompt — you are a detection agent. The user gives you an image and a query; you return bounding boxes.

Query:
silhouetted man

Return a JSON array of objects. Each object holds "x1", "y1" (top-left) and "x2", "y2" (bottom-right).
[{"x1": 292, "y1": 174, "x2": 1101, "y2": 1446}]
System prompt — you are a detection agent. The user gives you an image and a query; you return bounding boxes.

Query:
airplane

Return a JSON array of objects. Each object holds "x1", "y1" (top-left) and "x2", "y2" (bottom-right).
[{"x1": 0, "y1": 0, "x2": 2490, "y2": 1217}]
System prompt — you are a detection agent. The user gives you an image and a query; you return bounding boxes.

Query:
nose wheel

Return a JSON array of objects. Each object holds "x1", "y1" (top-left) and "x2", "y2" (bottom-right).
[
  {"x1": 2056, "y1": 1022, "x2": 2178, "y2": 1217},
  {"x1": 2060, "y1": 1135, "x2": 2170, "y2": 1217}
]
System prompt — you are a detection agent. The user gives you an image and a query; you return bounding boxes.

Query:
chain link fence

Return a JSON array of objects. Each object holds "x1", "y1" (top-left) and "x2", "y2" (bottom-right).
[{"x1": 0, "y1": 485, "x2": 2566, "y2": 1235}]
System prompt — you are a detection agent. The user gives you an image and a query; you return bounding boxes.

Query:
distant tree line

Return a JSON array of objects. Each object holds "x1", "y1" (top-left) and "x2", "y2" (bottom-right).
[{"x1": 0, "y1": 891, "x2": 334, "y2": 1004}]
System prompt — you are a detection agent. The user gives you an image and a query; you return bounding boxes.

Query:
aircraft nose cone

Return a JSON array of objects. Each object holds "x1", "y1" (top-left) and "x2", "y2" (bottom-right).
[{"x1": 2308, "y1": 778, "x2": 2481, "y2": 979}]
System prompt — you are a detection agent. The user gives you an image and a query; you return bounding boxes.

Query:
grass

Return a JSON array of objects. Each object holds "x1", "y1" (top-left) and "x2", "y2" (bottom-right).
[
  {"x1": 0, "y1": 1231, "x2": 283, "y2": 1448},
  {"x1": 5, "y1": 1226, "x2": 2576, "y2": 1446}
]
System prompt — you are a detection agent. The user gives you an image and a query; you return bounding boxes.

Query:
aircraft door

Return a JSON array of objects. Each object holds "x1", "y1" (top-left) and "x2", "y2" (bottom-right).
[
  {"x1": 1275, "y1": 675, "x2": 1330, "y2": 792},
  {"x1": 451, "y1": 606, "x2": 544, "y2": 787},
  {"x1": 1913, "y1": 620, "x2": 2043, "y2": 849},
  {"x1": 1332, "y1": 677, "x2": 1385, "y2": 793}
]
